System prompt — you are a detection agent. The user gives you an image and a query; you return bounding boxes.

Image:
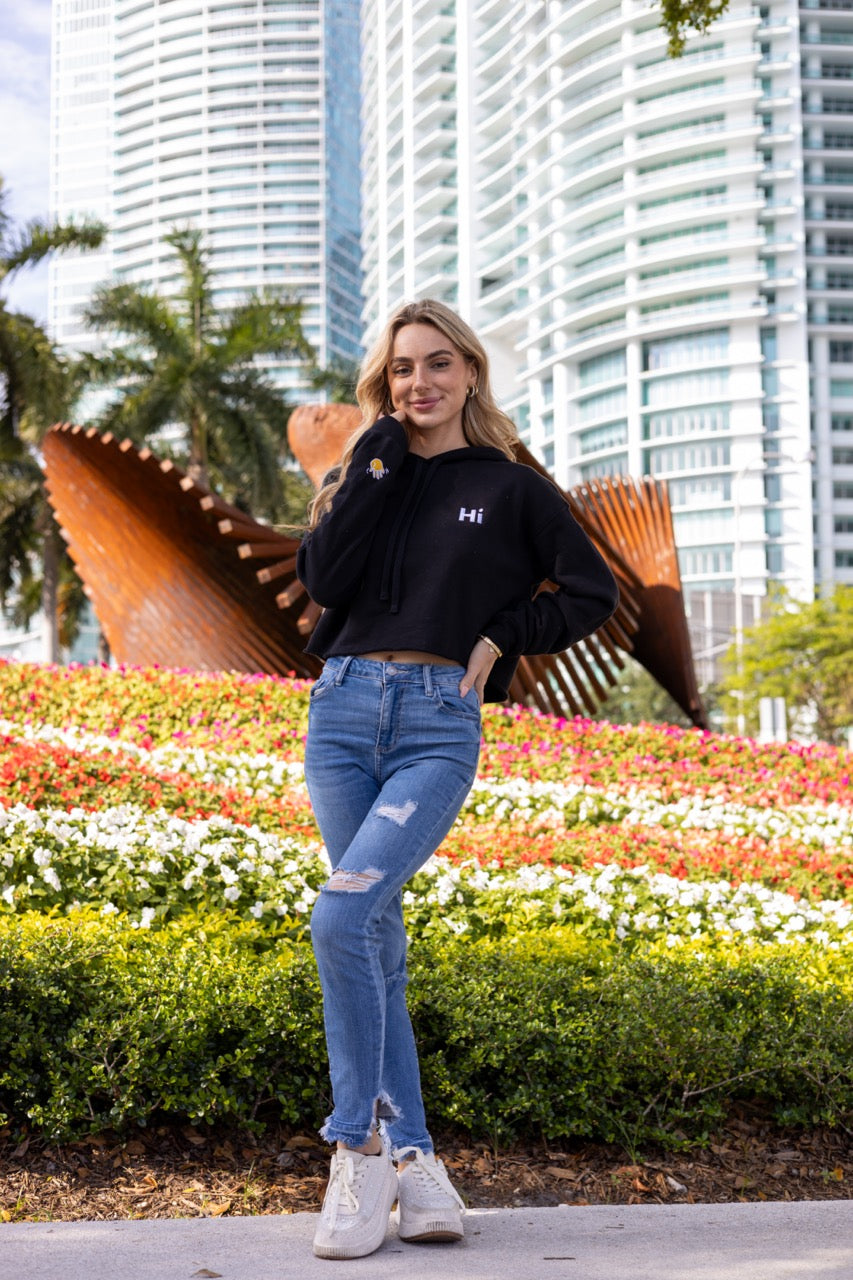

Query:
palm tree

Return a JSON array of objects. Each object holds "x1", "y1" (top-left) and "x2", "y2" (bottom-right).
[
  {"x1": 0, "y1": 179, "x2": 106, "y2": 659},
  {"x1": 83, "y1": 227, "x2": 314, "y2": 520},
  {"x1": 310, "y1": 355, "x2": 359, "y2": 405}
]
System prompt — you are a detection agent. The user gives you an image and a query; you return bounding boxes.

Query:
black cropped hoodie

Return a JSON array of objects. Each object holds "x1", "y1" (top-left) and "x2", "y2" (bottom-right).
[{"x1": 296, "y1": 416, "x2": 619, "y2": 702}]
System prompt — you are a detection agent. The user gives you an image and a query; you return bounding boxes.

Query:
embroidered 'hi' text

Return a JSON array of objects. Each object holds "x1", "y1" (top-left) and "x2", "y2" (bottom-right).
[{"x1": 458, "y1": 506, "x2": 484, "y2": 524}]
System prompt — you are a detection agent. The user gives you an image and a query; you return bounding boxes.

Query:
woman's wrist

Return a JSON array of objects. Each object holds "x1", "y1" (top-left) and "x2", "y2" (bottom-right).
[{"x1": 477, "y1": 633, "x2": 503, "y2": 660}]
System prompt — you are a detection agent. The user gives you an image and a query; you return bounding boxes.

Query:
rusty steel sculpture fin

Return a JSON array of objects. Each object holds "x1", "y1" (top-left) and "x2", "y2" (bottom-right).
[{"x1": 42, "y1": 407, "x2": 705, "y2": 727}]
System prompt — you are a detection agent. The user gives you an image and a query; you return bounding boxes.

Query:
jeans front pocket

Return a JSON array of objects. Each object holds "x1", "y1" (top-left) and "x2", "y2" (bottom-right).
[
  {"x1": 433, "y1": 683, "x2": 481, "y2": 723},
  {"x1": 309, "y1": 668, "x2": 337, "y2": 701}
]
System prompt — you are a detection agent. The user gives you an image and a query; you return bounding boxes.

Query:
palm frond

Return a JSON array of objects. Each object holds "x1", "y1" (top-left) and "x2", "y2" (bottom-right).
[
  {"x1": 219, "y1": 293, "x2": 314, "y2": 365},
  {"x1": 217, "y1": 374, "x2": 291, "y2": 458},
  {"x1": 165, "y1": 226, "x2": 216, "y2": 346},
  {"x1": 202, "y1": 392, "x2": 284, "y2": 514},
  {"x1": 81, "y1": 348, "x2": 160, "y2": 387},
  {"x1": 0, "y1": 306, "x2": 71, "y2": 439},
  {"x1": 2, "y1": 217, "x2": 106, "y2": 279},
  {"x1": 96, "y1": 367, "x2": 185, "y2": 441},
  {"x1": 84, "y1": 283, "x2": 186, "y2": 358}
]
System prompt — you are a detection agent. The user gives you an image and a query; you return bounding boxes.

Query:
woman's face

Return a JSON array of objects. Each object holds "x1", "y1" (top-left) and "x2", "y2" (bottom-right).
[{"x1": 387, "y1": 323, "x2": 476, "y2": 443}]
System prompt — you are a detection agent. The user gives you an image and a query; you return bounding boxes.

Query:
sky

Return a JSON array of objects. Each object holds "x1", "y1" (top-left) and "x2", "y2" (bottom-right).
[{"x1": 0, "y1": 1, "x2": 53, "y2": 322}]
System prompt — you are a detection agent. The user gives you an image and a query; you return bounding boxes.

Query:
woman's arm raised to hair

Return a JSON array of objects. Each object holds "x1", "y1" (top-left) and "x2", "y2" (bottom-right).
[{"x1": 296, "y1": 415, "x2": 409, "y2": 608}]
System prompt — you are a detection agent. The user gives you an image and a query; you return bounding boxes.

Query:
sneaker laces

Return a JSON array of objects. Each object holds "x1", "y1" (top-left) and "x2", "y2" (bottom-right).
[
  {"x1": 324, "y1": 1153, "x2": 362, "y2": 1227},
  {"x1": 393, "y1": 1146, "x2": 465, "y2": 1212}
]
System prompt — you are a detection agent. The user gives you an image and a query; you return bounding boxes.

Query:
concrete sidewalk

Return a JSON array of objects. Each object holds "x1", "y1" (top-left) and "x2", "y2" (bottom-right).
[{"x1": 1, "y1": 1201, "x2": 851, "y2": 1280}]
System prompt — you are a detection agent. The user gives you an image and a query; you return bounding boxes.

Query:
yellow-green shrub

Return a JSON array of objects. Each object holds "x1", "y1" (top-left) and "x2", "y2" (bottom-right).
[{"x1": 1, "y1": 914, "x2": 850, "y2": 1145}]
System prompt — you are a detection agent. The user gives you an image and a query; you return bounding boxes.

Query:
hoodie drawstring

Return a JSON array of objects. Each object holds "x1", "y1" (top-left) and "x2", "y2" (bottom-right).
[{"x1": 379, "y1": 458, "x2": 442, "y2": 614}]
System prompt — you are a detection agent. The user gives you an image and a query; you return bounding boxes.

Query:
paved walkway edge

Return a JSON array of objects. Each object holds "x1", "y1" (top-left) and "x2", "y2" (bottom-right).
[{"x1": 1, "y1": 1200, "x2": 851, "y2": 1280}]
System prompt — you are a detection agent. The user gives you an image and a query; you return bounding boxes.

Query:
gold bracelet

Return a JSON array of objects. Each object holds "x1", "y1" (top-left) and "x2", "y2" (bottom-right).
[{"x1": 478, "y1": 634, "x2": 503, "y2": 659}]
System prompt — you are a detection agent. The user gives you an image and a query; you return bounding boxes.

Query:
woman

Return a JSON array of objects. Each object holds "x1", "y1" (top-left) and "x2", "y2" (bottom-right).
[{"x1": 296, "y1": 299, "x2": 618, "y2": 1260}]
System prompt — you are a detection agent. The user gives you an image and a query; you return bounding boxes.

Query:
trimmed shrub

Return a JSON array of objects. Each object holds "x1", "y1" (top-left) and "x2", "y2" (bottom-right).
[{"x1": 1, "y1": 913, "x2": 850, "y2": 1145}]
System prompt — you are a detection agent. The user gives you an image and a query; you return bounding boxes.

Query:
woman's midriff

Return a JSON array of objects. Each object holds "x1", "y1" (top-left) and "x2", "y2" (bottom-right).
[{"x1": 356, "y1": 650, "x2": 459, "y2": 666}]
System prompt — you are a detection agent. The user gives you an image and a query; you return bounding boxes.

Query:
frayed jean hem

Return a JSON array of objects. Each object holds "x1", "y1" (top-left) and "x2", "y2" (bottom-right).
[{"x1": 319, "y1": 1092, "x2": 401, "y2": 1148}]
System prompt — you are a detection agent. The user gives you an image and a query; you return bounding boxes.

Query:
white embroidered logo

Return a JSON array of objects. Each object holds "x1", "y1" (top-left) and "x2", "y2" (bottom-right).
[
  {"x1": 367, "y1": 458, "x2": 389, "y2": 480},
  {"x1": 458, "y1": 506, "x2": 484, "y2": 524}
]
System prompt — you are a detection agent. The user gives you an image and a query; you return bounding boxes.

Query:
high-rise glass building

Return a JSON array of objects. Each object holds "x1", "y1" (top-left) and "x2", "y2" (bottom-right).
[
  {"x1": 49, "y1": 0, "x2": 363, "y2": 385},
  {"x1": 361, "y1": 0, "x2": 853, "y2": 679}
]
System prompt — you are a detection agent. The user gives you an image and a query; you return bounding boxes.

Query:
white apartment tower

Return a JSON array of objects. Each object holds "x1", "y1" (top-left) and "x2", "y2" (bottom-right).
[
  {"x1": 49, "y1": 0, "x2": 364, "y2": 382},
  {"x1": 361, "y1": 0, "x2": 853, "y2": 678}
]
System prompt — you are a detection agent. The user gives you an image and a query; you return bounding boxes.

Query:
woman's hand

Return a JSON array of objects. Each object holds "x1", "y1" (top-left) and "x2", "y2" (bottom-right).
[
  {"x1": 459, "y1": 637, "x2": 498, "y2": 705},
  {"x1": 390, "y1": 408, "x2": 408, "y2": 424}
]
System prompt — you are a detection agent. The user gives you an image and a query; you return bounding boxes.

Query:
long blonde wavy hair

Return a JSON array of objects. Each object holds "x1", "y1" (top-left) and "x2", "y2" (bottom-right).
[{"x1": 307, "y1": 298, "x2": 519, "y2": 528}]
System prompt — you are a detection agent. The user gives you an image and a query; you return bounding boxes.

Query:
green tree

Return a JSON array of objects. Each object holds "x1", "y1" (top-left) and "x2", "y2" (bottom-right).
[
  {"x1": 721, "y1": 585, "x2": 853, "y2": 744},
  {"x1": 596, "y1": 655, "x2": 696, "y2": 729},
  {"x1": 0, "y1": 179, "x2": 105, "y2": 658},
  {"x1": 658, "y1": 0, "x2": 731, "y2": 55},
  {"x1": 83, "y1": 227, "x2": 314, "y2": 520}
]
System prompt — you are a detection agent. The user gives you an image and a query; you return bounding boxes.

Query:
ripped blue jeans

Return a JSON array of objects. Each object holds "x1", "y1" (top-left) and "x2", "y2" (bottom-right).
[{"x1": 304, "y1": 656, "x2": 481, "y2": 1154}]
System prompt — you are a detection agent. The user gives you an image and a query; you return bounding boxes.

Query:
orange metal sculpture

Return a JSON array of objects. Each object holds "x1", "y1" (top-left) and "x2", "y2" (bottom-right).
[
  {"x1": 42, "y1": 425, "x2": 317, "y2": 677},
  {"x1": 42, "y1": 413, "x2": 705, "y2": 726}
]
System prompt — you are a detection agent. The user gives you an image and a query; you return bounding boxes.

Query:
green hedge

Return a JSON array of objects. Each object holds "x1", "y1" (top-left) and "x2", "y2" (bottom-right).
[{"x1": 1, "y1": 913, "x2": 850, "y2": 1146}]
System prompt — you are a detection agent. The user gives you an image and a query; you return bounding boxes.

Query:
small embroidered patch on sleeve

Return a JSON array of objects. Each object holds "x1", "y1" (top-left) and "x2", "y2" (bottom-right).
[{"x1": 367, "y1": 458, "x2": 389, "y2": 479}]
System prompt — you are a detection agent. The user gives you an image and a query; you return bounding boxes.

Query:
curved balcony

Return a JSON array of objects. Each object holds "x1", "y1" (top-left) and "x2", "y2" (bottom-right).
[
  {"x1": 637, "y1": 293, "x2": 767, "y2": 337},
  {"x1": 412, "y1": 151, "x2": 457, "y2": 194},
  {"x1": 634, "y1": 154, "x2": 763, "y2": 204},
  {"x1": 412, "y1": 63, "x2": 456, "y2": 101},
  {"x1": 636, "y1": 80, "x2": 760, "y2": 124},
  {"x1": 635, "y1": 121, "x2": 759, "y2": 168},
  {"x1": 415, "y1": 182, "x2": 458, "y2": 217},
  {"x1": 636, "y1": 264, "x2": 764, "y2": 309},
  {"x1": 475, "y1": 2, "x2": 517, "y2": 60},
  {"x1": 412, "y1": 37, "x2": 456, "y2": 79},
  {"x1": 412, "y1": 95, "x2": 456, "y2": 136},
  {"x1": 639, "y1": 229, "x2": 764, "y2": 271},
  {"x1": 414, "y1": 5, "x2": 455, "y2": 45}
]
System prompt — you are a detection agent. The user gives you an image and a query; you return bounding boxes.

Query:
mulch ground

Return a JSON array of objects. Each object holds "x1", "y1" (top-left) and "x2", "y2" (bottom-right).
[{"x1": 1, "y1": 1107, "x2": 850, "y2": 1221}]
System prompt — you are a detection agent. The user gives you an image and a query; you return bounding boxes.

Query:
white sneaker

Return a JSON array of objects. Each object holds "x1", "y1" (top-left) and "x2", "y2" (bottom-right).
[
  {"x1": 393, "y1": 1146, "x2": 465, "y2": 1243},
  {"x1": 312, "y1": 1147, "x2": 398, "y2": 1259}
]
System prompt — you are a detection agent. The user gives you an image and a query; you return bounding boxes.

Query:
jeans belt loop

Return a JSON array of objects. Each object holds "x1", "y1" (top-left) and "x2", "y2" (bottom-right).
[
  {"x1": 334, "y1": 655, "x2": 353, "y2": 686},
  {"x1": 422, "y1": 663, "x2": 434, "y2": 696}
]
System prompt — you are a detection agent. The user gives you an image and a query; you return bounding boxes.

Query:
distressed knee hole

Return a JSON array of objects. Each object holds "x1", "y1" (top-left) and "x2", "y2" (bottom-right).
[
  {"x1": 375, "y1": 799, "x2": 418, "y2": 827},
  {"x1": 325, "y1": 867, "x2": 384, "y2": 893}
]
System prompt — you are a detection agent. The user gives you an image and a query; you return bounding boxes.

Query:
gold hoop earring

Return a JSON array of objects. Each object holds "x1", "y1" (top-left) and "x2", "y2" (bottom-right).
[{"x1": 466, "y1": 385, "x2": 478, "y2": 399}]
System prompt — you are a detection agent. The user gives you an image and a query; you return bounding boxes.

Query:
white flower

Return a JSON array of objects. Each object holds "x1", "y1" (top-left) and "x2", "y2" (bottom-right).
[
  {"x1": 42, "y1": 867, "x2": 61, "y2": 892},
  {"x1": 249, "y1": 901, "x2": 264, "y2": 918},
  {"x1": 224, "y1": 885, "x2": 240, "y2": 902}
]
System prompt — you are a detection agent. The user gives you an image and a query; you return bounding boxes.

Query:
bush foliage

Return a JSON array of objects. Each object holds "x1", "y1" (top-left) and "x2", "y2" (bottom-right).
[{"x1": 0, "y1": 913, "x2": 850, "y2": 1146}]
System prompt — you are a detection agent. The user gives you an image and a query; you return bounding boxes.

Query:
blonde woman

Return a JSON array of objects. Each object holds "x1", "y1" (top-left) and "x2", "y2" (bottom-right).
[{"x1": 296, "y1": 300, "x2": 618, "y2": 1260}]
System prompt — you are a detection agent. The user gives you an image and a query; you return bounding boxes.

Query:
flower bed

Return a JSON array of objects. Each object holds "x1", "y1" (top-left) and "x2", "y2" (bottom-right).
[
  {"x1": 0, "y1": 660, "x2": 851, "y2": 944},
  {"x1": 0, "y1": 659, "x2": 851, "y2": 1143}
]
